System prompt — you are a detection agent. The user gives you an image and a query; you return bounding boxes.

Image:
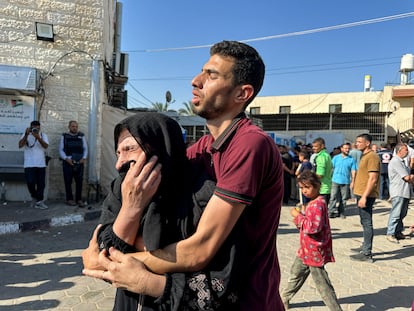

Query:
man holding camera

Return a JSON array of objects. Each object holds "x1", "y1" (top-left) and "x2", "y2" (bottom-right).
[
  {"x1": 18, "y1": 120, "x2": 49, "y2": 209},
  {"x1": 59, "y1": 120, "x2": 88, "y2": 207}
]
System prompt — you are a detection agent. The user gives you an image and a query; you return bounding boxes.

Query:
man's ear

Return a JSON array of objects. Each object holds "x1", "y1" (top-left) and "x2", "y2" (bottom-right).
[{"x1": 234, "y1": 84, "x2": 254, "y2": 105}]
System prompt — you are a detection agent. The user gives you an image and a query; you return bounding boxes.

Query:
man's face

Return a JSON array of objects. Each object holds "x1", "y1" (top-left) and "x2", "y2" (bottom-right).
[
  {"x1": 312, "y1": 142, "x2": 323, "y2": 154},
  {"x1": 341, "y1": 144, "x2": 350, "y2": 155},
  {"x1": 69, "y1": 122, "x2": 78, "y2": 134},
  {"x1": 355, "y1": 137, "x2": 370, "y2": 152},
  {"x1": 398, "y1": 145, "x2": 409, "y2": 159},
  {"x1": 191, "y1": 54, "x2": 238, "y2": 120}
]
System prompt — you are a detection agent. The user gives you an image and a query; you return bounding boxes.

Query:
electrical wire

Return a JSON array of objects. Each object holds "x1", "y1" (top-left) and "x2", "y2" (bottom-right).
[
  {"x1": 125, "y1": 12, "x2": 414, "y2": 53},
  {"x1": 127, "y1": 82, "x2": 154, "y2": 105}
]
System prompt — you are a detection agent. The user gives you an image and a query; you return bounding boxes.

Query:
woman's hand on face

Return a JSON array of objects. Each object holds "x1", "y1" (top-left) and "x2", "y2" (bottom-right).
[{"x1": 121, "y1": 153, "x2": 162, "y2": 213}]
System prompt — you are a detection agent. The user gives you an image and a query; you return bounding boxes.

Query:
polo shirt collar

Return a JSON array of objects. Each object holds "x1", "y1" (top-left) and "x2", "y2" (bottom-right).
[{"x1": 211, "y1": 112, "x2": 246, "y2": 152}]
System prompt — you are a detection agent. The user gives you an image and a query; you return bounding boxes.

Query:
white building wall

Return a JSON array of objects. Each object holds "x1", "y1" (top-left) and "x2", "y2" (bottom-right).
[{"x1": 0, "y1": 0, "x2": 116, "y2": 201}]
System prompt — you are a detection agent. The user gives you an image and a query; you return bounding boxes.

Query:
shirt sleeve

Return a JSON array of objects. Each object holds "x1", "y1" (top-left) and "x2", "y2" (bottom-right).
[
  {"x1": 82, "y1": 136, "x2": 88, "y2": 159},
  {"x1": 215, "y1": 132, "x2": 275, "y2": 205},
  {"x1": 59, "y1": 135, "x2": 67, "y2": 160}
]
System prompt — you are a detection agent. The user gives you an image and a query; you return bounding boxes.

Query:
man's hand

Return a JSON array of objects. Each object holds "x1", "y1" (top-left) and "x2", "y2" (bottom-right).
[
  {"x1": 82, "y1": 224, "x2": 103, "y2": 270},
  {"x1": 357, "y1": 196, "x2": 367, "y2": 208},
  {"x1": 83, "y1": 247, "x2": 166, "y2": 297}
]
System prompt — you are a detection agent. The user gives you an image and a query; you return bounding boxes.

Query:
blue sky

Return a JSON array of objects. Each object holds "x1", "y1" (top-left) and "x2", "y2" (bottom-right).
[{"x1": 119, "y1": 1, "x2": 414, "y2": 111}]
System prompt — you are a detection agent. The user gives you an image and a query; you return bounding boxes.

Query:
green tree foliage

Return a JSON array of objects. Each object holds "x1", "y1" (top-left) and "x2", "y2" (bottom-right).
[
  {"x1": 151, "y1": 102, "x2": 170, "y2": 112},
  {"x1": 178, "y1": 101, "x2": 194, "y2": 116}
]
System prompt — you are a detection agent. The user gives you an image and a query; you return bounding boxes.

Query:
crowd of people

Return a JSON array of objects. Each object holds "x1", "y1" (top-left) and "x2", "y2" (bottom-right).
[{"x1": 280, "y1": 135, "x2": 414, "y2": 254}]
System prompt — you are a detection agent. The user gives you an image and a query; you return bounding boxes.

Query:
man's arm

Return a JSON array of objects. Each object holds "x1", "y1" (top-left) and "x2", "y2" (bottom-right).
[
  {"x1": 136, "y1": 195, "x2": 246, "y2": 273},
  {"x1": 357, "y1": 171, "x2": 378, "y2": 208},
  {"x1": 18, "y1": 128, "x2": 30, "y2": 148},
  {"x1": 350, "y1": 170, "x2": 356, "y2": 189},
  {"x1": 59, "y1": 135, "x2": 68, "y2": 160},
  {"x1": 81, "y1": 136, "x2": 88, "y2": 164},
  {"x1": 36, "y1": 132, "x2": 48, "y2": 149}
]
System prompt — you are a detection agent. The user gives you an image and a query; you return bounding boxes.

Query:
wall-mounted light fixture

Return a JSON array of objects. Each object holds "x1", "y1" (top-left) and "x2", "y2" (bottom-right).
[{"x1": 35, "y1": 22, "x2": 54, "y2": 42}]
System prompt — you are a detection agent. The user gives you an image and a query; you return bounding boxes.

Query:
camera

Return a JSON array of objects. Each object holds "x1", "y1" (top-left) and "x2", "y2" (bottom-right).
[{"x1": 31, "y1": 128, "x2": 39, "y2": 134}]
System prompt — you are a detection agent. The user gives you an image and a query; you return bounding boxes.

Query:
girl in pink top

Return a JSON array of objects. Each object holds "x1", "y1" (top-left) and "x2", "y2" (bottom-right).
[{"x1": 282, "y1": 171, "x2": 342, "y2": 311}]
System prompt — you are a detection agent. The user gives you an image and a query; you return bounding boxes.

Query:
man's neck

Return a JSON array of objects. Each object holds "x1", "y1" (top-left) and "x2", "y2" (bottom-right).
[
  {"x1": 363, "y1": 148, "x2": 371, "y2": 155},
  {"x1": 206, "y1": 111, "x2": 244, "y2": 139}
]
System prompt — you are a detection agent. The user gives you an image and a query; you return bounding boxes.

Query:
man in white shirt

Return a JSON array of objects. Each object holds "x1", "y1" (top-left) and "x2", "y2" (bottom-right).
[{"x1": 18, "y1": 120, "x2": 49, "y2": 209}]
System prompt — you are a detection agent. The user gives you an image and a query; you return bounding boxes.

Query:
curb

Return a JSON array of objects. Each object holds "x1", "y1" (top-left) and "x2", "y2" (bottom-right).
[{"x1": 0, "y1": 209, "x2": 101, "y2": 235}]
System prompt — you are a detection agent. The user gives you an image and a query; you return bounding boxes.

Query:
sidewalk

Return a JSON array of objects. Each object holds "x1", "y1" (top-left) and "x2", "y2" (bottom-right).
[
  {"x1": 0, "y1": 198, "x2": 413, "y2": 309},
  {"x1": 0, "y1": 200, "x2": 102, "y2": 235}
]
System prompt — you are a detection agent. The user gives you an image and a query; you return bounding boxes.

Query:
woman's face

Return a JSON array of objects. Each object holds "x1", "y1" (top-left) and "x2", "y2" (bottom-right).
[{"x1": 115, "y1": 128, "x2": 145, "y2": 171}]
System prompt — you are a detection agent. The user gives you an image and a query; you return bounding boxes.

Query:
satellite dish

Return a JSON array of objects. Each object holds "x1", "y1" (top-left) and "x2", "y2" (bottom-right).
[
  {"x1": 390, "y1": 101, "x2": 400, "y2": 112},
  {"x1": 165, "y1": 90, "x2": 172, "y2": 103}
]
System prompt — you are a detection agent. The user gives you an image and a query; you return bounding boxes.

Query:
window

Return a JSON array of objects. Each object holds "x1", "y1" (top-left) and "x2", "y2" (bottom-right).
[
  {"x1": 250, "y1": 107, "x2": 261, "y2": 115},
  {"x1": 329, "y1": 104, "x2": 342, "y2": 113},
  {"x1": 279, "y1": 106, "x2": 291, "y2": 114},
  {"x1": 365, "y1": 103, "x2": 379, "y2": 112}
]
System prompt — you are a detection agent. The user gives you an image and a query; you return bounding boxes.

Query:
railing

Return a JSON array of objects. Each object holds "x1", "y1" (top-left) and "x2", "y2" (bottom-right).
[{"x1": 251, "y1": 112, "x2": 388, "y2": 142}]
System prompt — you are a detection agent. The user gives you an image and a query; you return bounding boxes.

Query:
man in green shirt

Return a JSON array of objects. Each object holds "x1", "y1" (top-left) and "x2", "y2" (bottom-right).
[{"x1": 312, "y1": 137, "x2": 332, "y2": 204}]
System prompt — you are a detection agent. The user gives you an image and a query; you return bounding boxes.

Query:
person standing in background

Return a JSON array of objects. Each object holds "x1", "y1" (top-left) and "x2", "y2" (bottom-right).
[
  {"x1": 18, "y1": 120, "x2": 49, "y2": 209},
  {"x1": 386, "y1": 143, "x2": 413, "y2": 243},
  {"x1": 377, "y1": 143, "x2": 393, "y2": 200},
  {"x1": 312, "y1": 137, "x2": 332, "y2": 204},
  {"x1": 59, "y1": 120, "x2": 88, "y2": 207},
  {"x1": 350, "y1": 133, "x2": 380, "y2": 263},
  {"x1": 328, "y1": 143, "x2": 357, "y2": 219},
  {"x1": 282, "y1": 171, "x2": 342, "y2": 311}
]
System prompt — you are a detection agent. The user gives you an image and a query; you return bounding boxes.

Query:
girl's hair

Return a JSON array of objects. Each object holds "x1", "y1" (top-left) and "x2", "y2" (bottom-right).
[{"x1": 297, "y1": 170, "x2": 321, "y2": 188}]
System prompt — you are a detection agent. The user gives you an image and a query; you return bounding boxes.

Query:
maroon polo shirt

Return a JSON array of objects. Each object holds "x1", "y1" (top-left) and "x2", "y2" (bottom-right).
[{"x1": 187, "y1": 114, "x2": 284, "y2": 311}]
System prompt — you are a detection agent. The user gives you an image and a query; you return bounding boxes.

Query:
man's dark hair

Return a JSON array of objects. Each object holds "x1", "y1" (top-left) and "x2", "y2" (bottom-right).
[
  {"x1": 357, "y1": 133, "x2": 372, "y2": 143},
  {"x1": 312, "y1": 137, "x2": 325, "y2": 146},
  {"x1": 30, "y1": 120, "x2": 40, "y2": 126},
  {"x1": 210, "y1": 40, "x2": 265, "y2": 107}
]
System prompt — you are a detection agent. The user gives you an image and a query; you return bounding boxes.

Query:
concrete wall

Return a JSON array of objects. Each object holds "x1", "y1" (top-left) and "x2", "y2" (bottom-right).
[{"x1": 0, "y1": 0, "x2": 116, "y2": 201}]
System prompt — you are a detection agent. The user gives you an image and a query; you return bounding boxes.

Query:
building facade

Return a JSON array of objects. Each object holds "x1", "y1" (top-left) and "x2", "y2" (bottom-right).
[
  {"x1": 0, "y1": 0, "x2": 122, "y2": 201},
  {"x1": 248, "y1": 83, "x2": 414, "y2": 149}
]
